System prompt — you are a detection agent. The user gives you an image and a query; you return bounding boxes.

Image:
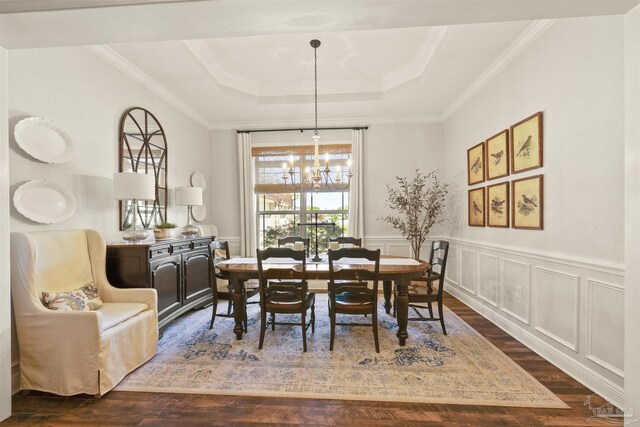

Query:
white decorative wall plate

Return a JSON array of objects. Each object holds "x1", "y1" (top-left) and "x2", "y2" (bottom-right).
[
  {"x1": 190, "y1": 171, "x2": 207, "y2": 190},
  {"x1": 192, "y1": 205, "x2": 207, "y2": 222},
  {"x1": 13, "y1": 180, "x2": 76, "y2": 224},
  {"x1": 14, "y1": 117, "x2": 75, "y2": 164}
]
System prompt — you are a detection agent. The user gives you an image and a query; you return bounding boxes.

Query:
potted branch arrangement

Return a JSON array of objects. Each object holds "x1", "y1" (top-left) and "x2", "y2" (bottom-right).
[
  {"x1": 153, "y1": 222, "x2": 177, "y2": 240},
  {"x1": 380, "y1": 170, "x2": 448, "y2": 261}
]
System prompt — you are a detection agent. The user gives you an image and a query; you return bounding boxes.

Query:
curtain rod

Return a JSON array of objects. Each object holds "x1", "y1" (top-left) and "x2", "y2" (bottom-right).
[{"x1": 237, "y1": 126, "x2": 368, "y2": 134}]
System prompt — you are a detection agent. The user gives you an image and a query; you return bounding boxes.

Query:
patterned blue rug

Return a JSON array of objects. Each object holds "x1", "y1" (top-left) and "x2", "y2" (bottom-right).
[{"x1": 116, "y1": 294, "x2": 567, "y2": 408}]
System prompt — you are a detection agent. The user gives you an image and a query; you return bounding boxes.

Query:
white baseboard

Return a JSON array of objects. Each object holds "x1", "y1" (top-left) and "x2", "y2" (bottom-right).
[{"x1": 446, "y1": 284, "x2": 624, "y2": 408}]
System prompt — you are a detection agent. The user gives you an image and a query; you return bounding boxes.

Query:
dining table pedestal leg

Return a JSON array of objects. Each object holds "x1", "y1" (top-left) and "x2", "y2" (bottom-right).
[
  {"x1": 232, "y1": 276, "x2": 245, "y2": 340},
  {"x1": 383, "y1": 281, "x2": 392, "y2": 314},
  {"x1": 395, "y1": 277, "x2": 409, "y2": 346}
]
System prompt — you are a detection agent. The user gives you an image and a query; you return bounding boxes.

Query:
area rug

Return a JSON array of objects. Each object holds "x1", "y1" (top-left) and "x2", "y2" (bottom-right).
[{"x1": 116, "y1": 294, "x2": 568, "y2": 408}]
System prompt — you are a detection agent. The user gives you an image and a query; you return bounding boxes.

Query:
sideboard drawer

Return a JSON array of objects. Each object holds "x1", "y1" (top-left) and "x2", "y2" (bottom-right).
[
  {"x1": 171, "y1": 242, "x2": 192, "y2": 254},
  {"x1": 150, "y1": 246, "x2": 171, "y2": 258},
  {"x1": 191, "y1": 240, "x2": 210, "y2": 250}
]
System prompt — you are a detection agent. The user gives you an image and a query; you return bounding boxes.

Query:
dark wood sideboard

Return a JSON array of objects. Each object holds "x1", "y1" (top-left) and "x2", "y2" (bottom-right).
[{"x1": 106, "y1": 237, "x2": 213, "y2": 332}]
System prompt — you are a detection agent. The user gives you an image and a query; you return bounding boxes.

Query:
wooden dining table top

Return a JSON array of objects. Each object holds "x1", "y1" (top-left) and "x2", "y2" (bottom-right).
[{"x1": 217, "y1": 255, "x2": 430, "y2": 278}]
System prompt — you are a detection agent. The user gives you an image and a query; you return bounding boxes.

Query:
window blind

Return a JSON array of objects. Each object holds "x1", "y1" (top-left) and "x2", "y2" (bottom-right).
[{"x1": 253, "y1": 144, "x2": 351, "y2": 194}]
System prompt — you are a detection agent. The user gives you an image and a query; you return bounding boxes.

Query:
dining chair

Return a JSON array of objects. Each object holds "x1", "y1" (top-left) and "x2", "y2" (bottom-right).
[
  {"x1": 209, "y1": 240, "x2": 259, "y2": 332},
  {"x1": 256, "y1": 247, "x2": 315, "y2": 352},
  {"x1": 329, "y1": 236, "x2": 362, "y2": 247},
  {"x1": 394, "y1": 240, "x2": 449, "y2": 334},
  {"x1": 328, "y1": 247, "x2": 381, "y2": 352},
  {"x1": 277, "y1": 236, "x2": 311, "y2": 257}
]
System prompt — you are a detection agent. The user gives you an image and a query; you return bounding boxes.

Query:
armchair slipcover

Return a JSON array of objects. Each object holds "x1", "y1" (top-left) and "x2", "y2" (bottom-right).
[{"x1": 11, "y1": 229, "x2": 158, "y2": 396}]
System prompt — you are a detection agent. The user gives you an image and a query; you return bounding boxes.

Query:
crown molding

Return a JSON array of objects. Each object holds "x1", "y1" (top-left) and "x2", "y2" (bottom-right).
[
  {"x1": 87, "y1": 45, "x2": 211, "y2": 128},
  {"x1": 182, "y1": 40, "x2": 260, "y2": 96},
  {"x1": 441, "y1": 19, "x2": 555, "y2": 121},
  {"x1": 383, "y1": 26, "x2": 447, "y2": 91},
  {"x1": 208, "y1": 114, "x2": 442, "y2": 131}
]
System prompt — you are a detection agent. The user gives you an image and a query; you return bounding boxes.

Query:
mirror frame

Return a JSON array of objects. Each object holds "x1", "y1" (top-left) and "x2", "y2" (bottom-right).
[{"x1": 118, "y1": 107, "x2": 168, "y2": 230}]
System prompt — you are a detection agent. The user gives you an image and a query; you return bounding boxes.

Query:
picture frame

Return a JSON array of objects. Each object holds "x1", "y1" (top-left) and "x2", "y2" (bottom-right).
[
  {"x1": 487, "y1": 181, "x2": 509, "y2": 228},
  {"x1": 468, "y1": 187, "x2": 485, "y2": 227},
  {"x1": 512, "y1": 174, "x2": 543, "y2": 230},
  {"x1": 486, "y1": 129, "x2": 509, "y2": 180},
  {"x1": 467, "y1": 142, "x2": 485, "y2": 185},
  {"x1": 510, "y1": 112, "x2": 543, "y2": 174}
]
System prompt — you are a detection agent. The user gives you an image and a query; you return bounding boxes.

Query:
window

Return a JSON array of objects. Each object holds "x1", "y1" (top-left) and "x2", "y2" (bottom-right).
[{"x1": 254, "y1": 144, "x2": 350, "y2": 253}]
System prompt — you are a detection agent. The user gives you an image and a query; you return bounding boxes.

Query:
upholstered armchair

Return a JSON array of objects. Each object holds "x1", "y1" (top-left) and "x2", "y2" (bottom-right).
[{"x1": 10, "y1": 229, "x2": 158, "y2": 396}]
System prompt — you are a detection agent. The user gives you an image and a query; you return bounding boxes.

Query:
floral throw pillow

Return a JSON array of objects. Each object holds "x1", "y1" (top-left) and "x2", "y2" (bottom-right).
[{"x1": 42, "y1": 283, "x2": 104, "y2": 311}]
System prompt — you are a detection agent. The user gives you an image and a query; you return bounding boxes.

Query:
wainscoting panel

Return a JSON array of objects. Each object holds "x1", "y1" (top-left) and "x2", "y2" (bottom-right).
[
  {"x1": 535, "y1": 267, "x2": 580, "y2": 352},
  {"x1": 442, "y1": 236, "x2": 624, "y2": 407},
  {"x1": 586, "y1": 280, "x2": 624, "y2": 377},
  {"x1": 460, "y1": 249, "x2": 476, "y2": 294},
  {"x1": 477, "y1": 253, "x2": 498, "y2": 306},
  {"x1": 501, "y1": 259, "x2": 531, "y2": 325},
  {"x1": 446, "y1": 246, "x2": 459, "y2": 286}
]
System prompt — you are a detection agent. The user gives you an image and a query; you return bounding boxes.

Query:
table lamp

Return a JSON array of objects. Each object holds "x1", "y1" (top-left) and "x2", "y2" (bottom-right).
[
  {"x1": 113, "y1": 172, "x2": 156, "y2": 243},
  {"x1": 175, "y1": 186, "x2": 202, "y2": 237}
]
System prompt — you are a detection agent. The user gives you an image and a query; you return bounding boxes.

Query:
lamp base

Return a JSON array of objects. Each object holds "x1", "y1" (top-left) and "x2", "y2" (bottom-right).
[
  {"x1": 181, "y1": 224, "x2": 199, "y2": 237},
  {"x1": 122, "y1": 226, "x2": 149, "y2": 244}
]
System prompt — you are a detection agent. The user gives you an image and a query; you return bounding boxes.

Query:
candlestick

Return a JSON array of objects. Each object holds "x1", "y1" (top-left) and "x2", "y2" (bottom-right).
[{"x1": 324, "y1": 152, "x2": 329, "y2": 168}]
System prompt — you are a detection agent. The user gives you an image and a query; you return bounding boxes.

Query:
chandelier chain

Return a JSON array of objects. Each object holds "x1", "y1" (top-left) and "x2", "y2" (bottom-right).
[{"x1": 314, "y1": 44, "x2": 318, "y2": 135}]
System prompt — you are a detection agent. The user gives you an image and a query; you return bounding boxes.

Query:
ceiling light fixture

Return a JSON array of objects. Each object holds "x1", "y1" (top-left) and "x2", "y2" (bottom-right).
[{"x1": 282, "y1": 39, "x2": 352, "y2": 192}]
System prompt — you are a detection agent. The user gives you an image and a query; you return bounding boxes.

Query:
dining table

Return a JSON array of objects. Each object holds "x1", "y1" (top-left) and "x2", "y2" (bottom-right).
[{"x1": 217, "y1": 255, "x2": 429, "y2": 346}]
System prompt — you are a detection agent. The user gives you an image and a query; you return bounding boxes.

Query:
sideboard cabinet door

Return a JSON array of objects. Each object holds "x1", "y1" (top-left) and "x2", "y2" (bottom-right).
[
  {"x1": 183, "y1": 248, "x2": 211, "y2": 305},
  {"x1": 150, "y1": 254, "x2": 182, "y2": 319}
]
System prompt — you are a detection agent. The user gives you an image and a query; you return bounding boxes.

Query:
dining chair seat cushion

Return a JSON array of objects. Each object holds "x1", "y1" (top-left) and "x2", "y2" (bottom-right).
[
  {"x1": 99, "y1": 302, "x2": 149, "y2": 331},
  {"x1": 265, "y1": 291, "x2": 315, "y2": 307},
  {"x1": 334, "y1": 291, "x2": 374, "y2": 307},
  {"x1": 407, "y1": 282, "x2": 440, "y2": 303}
]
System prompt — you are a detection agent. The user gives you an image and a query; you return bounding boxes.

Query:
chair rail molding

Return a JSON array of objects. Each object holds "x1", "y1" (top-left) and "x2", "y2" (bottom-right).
[
  {"x1": 444, "y1": 236, "x2": 624, "y2": 276},
  {"x1": 442, "y1": 235, "x2": 624, "y2": 409}
]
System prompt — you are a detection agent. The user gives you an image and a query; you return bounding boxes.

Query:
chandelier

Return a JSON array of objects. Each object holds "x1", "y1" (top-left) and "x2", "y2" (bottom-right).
[{"x1": 282, "y1": 39, "x2": 352, "y2": 192}]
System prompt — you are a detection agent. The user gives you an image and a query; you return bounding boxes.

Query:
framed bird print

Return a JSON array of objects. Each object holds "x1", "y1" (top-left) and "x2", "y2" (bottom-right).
[
  {"x1": 510, "y1": 112, "x2": 543, "y2": 174},
  {"x1": 487, "y1": 182, "x2": 509, "y2": 228},
  {"x1": 467, "y1": 142, "x2": 485, "y2": 185},
  {"x1": 486, "y1": 130, "x2": 509, "y2": 180},
  {"x1": 512, "y1": 174, "x2": 543, "y2": 230},
  {"x1": 468, "y1": 187, "x2": 485, "y2": 227}
]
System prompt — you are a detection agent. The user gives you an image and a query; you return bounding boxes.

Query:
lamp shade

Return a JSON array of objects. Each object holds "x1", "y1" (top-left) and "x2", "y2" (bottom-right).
[
  {"x1": 175, "y1": 187, "x2": 202, "y2": 206},
  {"x1": 113, "y1": 172, "x2": 155, "y2": 201}
]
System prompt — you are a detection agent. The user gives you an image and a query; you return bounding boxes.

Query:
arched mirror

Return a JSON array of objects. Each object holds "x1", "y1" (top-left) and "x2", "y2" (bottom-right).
[{"x1": 119, "y1": 107, "x2": 167, "y2": 230}]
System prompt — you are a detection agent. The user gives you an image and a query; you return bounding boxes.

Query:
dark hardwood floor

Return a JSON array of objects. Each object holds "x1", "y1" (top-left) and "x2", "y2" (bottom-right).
[{"x1": 4, "y1": 292, "x2": 611, "y2": 426}]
